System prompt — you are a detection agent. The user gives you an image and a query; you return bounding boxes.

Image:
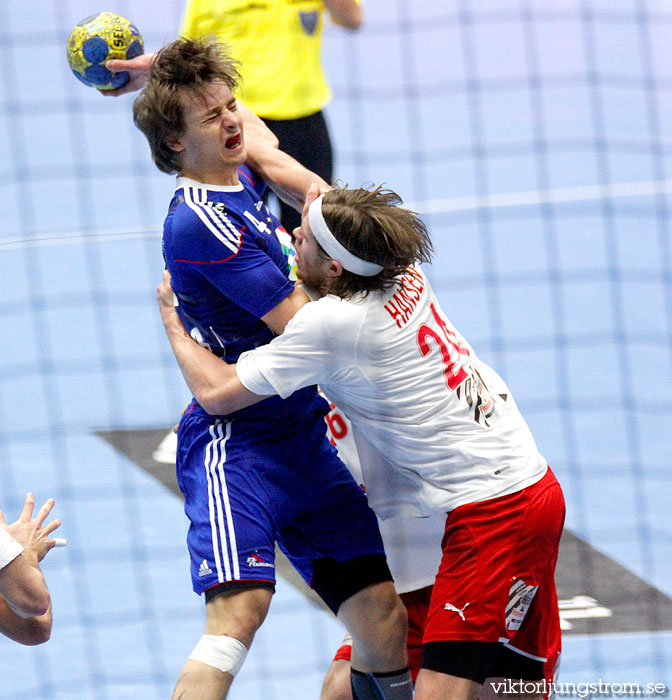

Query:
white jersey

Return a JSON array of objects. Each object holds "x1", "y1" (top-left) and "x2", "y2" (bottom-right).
[
  {"x1": 238, "y1": 267, "x2": 547, "y2": 520},
  {"x1": 0, "y1": 528, "x2": 23, "y2": 570},
  {"x1": 321, "y1": 395, "x2": 444, "y2": 594}
]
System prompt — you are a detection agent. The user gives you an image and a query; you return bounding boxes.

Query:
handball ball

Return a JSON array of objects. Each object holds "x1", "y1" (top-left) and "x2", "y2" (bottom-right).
[{"x1": 67, "y1": 12, "x2": 143, "y2": 90}]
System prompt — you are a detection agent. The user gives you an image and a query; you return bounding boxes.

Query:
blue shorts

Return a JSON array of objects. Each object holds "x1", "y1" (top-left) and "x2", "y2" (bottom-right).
[{"x1": 176, "y1": 406, "x2": 386, "y2": 598}]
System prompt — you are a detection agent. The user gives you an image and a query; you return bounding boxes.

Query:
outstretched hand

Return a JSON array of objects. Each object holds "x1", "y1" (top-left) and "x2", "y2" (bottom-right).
[
  {"x1": 0, "y1": 494, "x2": 61, "y2": 563},
  {"x1": 99, "y1": 52, "x2": 155, "y2": 96}
]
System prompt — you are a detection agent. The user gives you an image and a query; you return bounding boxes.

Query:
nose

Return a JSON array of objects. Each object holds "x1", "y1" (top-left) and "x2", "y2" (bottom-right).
[
  {"x1": 292, "y1": 226, "x2": 302, "y2": 243},
  {"x1": 223, "y1": 108, "x2": 240, "y2": 129}
]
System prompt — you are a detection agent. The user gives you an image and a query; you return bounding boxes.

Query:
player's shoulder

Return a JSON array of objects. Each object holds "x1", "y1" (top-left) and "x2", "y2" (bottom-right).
[
  {"x1": 293, "y1": 295, "x2": 364, "y2": 338},
  {"x1": 236, "y1": 165, "x2": 267, "y2": 203},
  {"x1": 165, "y1": 182, "x2": 246, "y2": 260}
]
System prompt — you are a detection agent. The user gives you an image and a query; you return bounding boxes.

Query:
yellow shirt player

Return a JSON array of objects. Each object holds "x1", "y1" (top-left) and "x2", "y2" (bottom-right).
[{"x1": 180, "y1": 0, "x2": 362, "y2": 230}]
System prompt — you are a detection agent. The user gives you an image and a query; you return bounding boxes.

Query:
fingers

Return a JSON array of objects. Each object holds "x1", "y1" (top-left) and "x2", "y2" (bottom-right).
[
  {"x1": 157, "y1": 270, "x2": 176, "y2": 307},
  {"x1": 101, "y1": 54, "x2": 155, "y2": 98},
  {"x1": 33, "y1": 498, "x2": 55, "y2": 528},
  {"x1": 157, "y1": 269, "x2": 171, "y2": 293},
  {"x1": 20, "y1": 492, "x2": 35, "y2": 521},
  {"x1": 302, "y1": 183, "x2": 320, "y2": 218},
  {"x1": 42, "y1": 517, "x2": 62, "y2": 537},
  {"x1": 105, "y1": 59, "x2": 132, "y2": 72},
  {"x1": 106, "y1": 53, "x2": 155, "y2": 73},
  {"x1": 307, "y1": 182, "x2": 320, "y2": 199},
  {"x1": 0, "y1": 510, "x2": 5, "y2": 526},
  {"x1": 99, "y1": 85, "x2": 133, "y2": 97}
]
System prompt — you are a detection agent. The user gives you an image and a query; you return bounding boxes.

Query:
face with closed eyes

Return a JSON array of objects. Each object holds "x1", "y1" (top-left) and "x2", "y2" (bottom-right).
[
  {"x1": 168, "y1": 80, "x2": 246, "y2": 186},
  {"x1": 293, "y1": 187, "x2": 341, "y2": 294}
]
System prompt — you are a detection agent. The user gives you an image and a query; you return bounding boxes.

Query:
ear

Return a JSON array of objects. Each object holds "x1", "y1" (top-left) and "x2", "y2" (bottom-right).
[
  {"x1": 326, "y1": 259, "x2": 343, "y2": 278},
  {"x1": 166, "y1": 137, "x2": 185, "y2": 153}
]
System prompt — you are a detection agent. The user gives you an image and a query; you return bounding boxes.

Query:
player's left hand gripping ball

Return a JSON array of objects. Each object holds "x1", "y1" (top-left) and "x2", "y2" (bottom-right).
[{"x1": 67, "y1": 12, "x2": 143, "y2": 90}]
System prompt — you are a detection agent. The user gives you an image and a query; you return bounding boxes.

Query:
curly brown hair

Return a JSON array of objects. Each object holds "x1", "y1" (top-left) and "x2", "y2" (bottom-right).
[
  {"x1": 133, "y1": 39, "x2": 240, "y2": 174},
  {"x1": 316, "y1": 184, "x2": 434, "y2": 298}
]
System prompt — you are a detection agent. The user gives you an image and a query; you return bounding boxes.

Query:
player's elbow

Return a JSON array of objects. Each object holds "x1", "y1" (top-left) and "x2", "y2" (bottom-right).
[
  {"x1": 338, "y1": 5, "x2": 362, "y2": 30},
  {"x1": 197, "y1": 387, "x2": 230, "y2": 416},
  {"x1": 348, "y1": 10, "x2": 362, "y2": 29},
  {"x1": 20, "y1": 617, "x2": 52, "y2": 646}
]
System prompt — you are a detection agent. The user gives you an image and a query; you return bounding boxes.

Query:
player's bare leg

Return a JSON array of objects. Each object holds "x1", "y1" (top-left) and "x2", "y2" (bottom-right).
[
  {"x1": 172, "y1": 586, "x2": 272, "y2": 700},
  {"x1": 414, "y1": 668, "x2": 480, "y2": 700},
  {"x1": 337, "y1": 580, "x2": 412, "y2": 699},
  {"x1": 320, "y1": 658, "x2": 353, "y2": 700}
]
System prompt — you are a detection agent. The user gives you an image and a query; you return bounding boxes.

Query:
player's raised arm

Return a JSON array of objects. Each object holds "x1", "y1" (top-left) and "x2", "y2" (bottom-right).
[{"x1": 244, "y1": 128, "x2": 330, "y2": 215}]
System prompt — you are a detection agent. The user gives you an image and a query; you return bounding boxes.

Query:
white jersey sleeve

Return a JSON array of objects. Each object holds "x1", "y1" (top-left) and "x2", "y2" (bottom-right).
[
  {"x1": 0, "y1": 528, "x2": 23, "y2": 570},
  {"x1": 237, "y1": 297, "x2": 350, "y2": 397}
]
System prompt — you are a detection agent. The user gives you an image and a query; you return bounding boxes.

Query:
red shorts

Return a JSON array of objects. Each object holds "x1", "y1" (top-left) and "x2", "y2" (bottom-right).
[
  {"x1": 424, "y1": 467, "x2": 565, "y2": 677},
  {"x1": 333, "y1": 585, "x2": 433, "y2": 682}
]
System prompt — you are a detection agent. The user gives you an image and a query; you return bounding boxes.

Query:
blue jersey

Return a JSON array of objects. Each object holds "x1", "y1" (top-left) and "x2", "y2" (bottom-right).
[{"x1": 163, "y1": 166, "x2": 325, "y2": 421}]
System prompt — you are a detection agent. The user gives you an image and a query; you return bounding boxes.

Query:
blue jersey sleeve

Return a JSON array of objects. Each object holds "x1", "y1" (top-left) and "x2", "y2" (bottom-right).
[{"x1": 168, "y1": 201, "x2": 294, "y2": 319}]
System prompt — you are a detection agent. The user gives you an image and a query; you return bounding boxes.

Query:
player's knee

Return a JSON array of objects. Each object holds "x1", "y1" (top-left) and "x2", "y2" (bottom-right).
[
  {"x1": 205, "y1": 585, "x2": 272, "y2": 645},
  {"x1": 348, "y1": 583, "x2": 408, "y2": 659},
  {"x1": 356, "y1": 581, "x2": 406, "y2": 627},
  {"x1": 231, "y1": 602, "x2": 266, "y2": 636},
  {"x1": 374, "y1": 585, "x2": 408, "y2": 643}
]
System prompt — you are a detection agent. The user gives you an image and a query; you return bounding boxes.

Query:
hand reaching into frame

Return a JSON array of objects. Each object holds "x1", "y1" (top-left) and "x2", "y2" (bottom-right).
[
  {"x1": 0, "y1": 493, "x2": 61, "y2": 564},
  {"x1": 99, "y1": 52, "x2": 155, "y2": 96}
]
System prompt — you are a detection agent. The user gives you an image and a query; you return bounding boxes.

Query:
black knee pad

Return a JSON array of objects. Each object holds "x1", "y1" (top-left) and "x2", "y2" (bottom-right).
[{"x1": 311, "y1": 554, "x2": 392, "y2": 614}]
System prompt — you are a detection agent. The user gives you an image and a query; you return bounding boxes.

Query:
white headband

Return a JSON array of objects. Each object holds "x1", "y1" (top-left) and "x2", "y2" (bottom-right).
[{"x1": 307, "y1": 195, "x2": 384, "y2": 277}]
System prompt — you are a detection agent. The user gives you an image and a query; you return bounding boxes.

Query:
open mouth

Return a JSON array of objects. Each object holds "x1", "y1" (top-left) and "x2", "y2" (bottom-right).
[{"x1": 225, "y1": 132, "x2": 242, "y2": 150}]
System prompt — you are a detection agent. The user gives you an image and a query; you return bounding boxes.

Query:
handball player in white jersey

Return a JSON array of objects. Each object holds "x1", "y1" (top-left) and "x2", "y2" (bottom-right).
[{"x1": 157, "y1": 183, "x2": 566, "y2": 699}]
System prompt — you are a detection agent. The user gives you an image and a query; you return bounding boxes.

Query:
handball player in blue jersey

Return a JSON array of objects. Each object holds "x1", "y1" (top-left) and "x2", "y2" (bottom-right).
[{"x1": 132, "y1": 39, "x2": 411, "y2": 700}]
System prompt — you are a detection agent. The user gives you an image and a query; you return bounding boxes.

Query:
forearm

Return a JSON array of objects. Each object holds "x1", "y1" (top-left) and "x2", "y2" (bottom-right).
[
  {"x1": 0, "y1": 555, "x2": 50, "y2": 618},
  {"x1": 0, "y1": 596, "x2": 51, "y2": 645},
  {"x1": 239, "y1": 102, "x2": 279, "y2": 148},
  {"x1": 245, "y1": 140, "x2": 329, "y2": 214},
  {"x1": 324, "y1": 0, "x2": 362, "y2": 29},
  {"x1": 161, "y1": 306, "x2": 262, "y2": 415}
]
